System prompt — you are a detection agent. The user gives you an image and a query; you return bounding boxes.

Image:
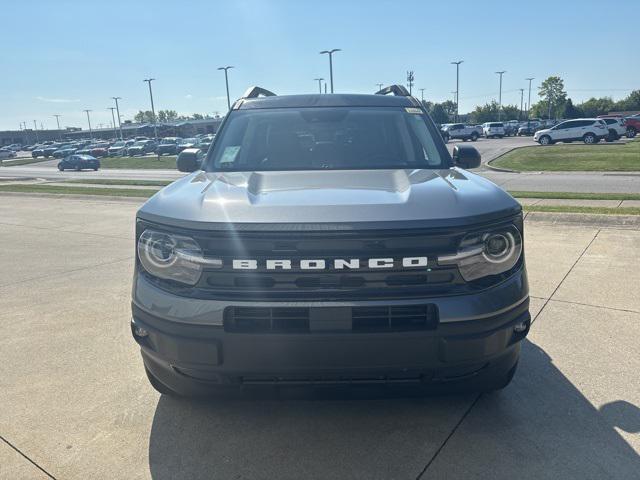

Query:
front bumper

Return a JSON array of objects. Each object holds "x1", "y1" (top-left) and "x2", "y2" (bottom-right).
[{"x1": 132, "y1": 268, "x2": 529, "y2": 395}]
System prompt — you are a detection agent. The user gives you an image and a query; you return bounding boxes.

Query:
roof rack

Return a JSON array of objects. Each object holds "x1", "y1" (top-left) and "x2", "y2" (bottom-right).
[
  {"x1": 241, "y1": 86, "x2": 277, "y2": 99},
  {"x1": 375, "y1": 85, "x2": 411, "y2": 97}
]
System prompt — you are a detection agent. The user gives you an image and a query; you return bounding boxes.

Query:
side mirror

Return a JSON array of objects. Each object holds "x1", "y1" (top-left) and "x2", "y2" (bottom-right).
[
  {"x1": 452, "y1": 145, "x2": 481, "y2": 169},
  {"x1": 176, "y1": 152, "x2": 202, "y2": 172}
]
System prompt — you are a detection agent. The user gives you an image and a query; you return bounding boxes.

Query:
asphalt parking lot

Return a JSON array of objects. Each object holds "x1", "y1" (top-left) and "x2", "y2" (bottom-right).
[{"x1": 1, "y1": 195, "x2": 639, "y2": 479}]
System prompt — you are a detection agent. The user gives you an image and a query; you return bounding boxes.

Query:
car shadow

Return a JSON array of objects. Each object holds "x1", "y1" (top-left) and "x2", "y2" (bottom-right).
[{"x1": 147, "y1": 339, "x2": 640, "y2": 479}]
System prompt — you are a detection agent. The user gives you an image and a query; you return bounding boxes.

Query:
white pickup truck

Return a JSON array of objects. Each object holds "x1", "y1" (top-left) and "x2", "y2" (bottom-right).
[{"x1": 440, "y1": 123, "x2": 483, "y2": 143}]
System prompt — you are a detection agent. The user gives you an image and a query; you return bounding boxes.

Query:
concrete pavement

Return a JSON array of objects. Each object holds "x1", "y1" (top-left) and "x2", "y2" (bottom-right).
[{"x1": 0, "y1": 196, "x2": 639, "y2": 479}]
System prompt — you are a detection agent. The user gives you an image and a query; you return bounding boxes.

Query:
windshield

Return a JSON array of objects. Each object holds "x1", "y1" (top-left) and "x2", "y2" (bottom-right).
[
  {"x1": 180, "y1": 138, "x2": 197, "y2": 145},
  {"x1": 206, "y1": 107, "x2": 447, "y2": 172},
  {"x1": 133, "y1": 141, "x2": 146, "y2": 146},
  {"x1": 160, "y1": 138, "x2": 177, "y2": 144},
  {"x1": 112, "y1": 141, "x2": 125, "y2": 147}
]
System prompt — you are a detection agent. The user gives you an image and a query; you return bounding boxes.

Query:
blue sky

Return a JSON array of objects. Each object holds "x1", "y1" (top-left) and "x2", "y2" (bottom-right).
[{"x1": 1, "y1": 0, "x2": 638, "y2": 131}]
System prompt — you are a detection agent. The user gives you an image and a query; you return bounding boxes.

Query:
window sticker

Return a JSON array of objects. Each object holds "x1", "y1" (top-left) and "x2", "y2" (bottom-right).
[
  {"x1": 220, "y1": 146, "x2": 240, "y2": 164},
  {"x1": 405, "y1": 107, "x2": 422, "y2": 114}
]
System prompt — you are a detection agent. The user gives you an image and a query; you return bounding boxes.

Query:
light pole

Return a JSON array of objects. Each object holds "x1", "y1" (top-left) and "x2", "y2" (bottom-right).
[
  {"x1": 376, "y1": 83, "x2": 383, "y2": 92},
  {"x1": 319, "y1": 49, "x2": 340, "y2": 93},
  {"x1": 112, "y1": 97, "x2": 123, "y2": 139},
  {"x1": 495, "y1": 71, "x2": 506, "y2": 120},
  {"x1": 53, "y1": 114, "x2": 62, "y2": 140},
  {"x1": 419, "y1": 88, "x2": 425, "y2": 102},
  {"x1": 143, "y1": 79, "x2": 158, "y2": 140},
  {"x1": 525, "y1": 77, "x2": 534, "y2": 120},
  {"x1": 33, "y1": 120, "x2": 39, "y2": 142},
  {"x1": 108, "y1": 107, "x2": 118, "y2": 140},
  {"x1": 451, "y1": 60, "x2": 463, "y2": 122},
  {"x1": 314, "y1": 78, "x2": 324, "y2": 94},
  {"x1": 519, "y1": 88, "x2": 524, "y2": 120},
  {"x1": 217, "y1": 66, "x2": 234, "y2": 111},
  {"x1": 83, "y1": 110, "x2": 93, "y2": 139},
  {"x1": 406, "y1": 71, "x2": 414, "y2": 95}
]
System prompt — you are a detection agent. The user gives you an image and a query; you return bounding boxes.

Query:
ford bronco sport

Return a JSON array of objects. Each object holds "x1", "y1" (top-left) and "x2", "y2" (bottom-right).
[{"x1": 131, "y1": 85, "x2": 530, "y2": 397}]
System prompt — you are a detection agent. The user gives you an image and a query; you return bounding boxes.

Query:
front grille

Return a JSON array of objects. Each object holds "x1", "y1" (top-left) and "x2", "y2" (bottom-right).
[
  {"x1": 223, "y1": 304, "x2": 439, "y2": 333},
  {"x1": 138, "y1": 217, "x2": 522, "y2": 301}
]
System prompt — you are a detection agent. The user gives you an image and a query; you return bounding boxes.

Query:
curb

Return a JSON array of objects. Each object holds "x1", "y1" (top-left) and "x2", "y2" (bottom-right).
[
  {"x1": 485, "y1": 144, "x2": 532, "y2": 173},
  {"x1": 523, "y1": 211, "x2": 640, "y2": 229},
  {"x1": 0, "y1": 191, "x2": 147, "y2": 203}
]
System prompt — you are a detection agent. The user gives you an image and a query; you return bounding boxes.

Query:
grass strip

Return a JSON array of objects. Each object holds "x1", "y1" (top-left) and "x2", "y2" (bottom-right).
[
  {"x1": 0, "y1": 157, "x2": 52, "y2": 167},
  {"x1": 0, "y1": 184, "x2": 154, "y2": 197},
  {"x1": 100, "y1": 155, "x2": 176, "y2": 169},
  {"x1": 492, "y1": 139, "x2": 640, "y2": 172},
  {"x1": 66, "y1": 179, "x2": 173, "y2": 187},
  {"x1": 509, "y1": 191, "x2": 640, "y2": 201},
  {"x1": 524, "y1": 205, "x2": 640, "y2": 216}
]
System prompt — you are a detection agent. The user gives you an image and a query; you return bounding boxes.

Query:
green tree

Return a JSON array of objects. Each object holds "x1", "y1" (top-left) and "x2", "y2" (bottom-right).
[
  {"x1": 134, "y1": 110, "x2": 155, "y2": 123},
  {"x1": 429, "y1": 103, "x2": 450, "y2": 124},
  {"x1": 470, "y1": 101, "x2": 500, "y2": 123},
  {"x1": 579, "y1": 97, "x2": 615, "y2": 117},
  {"x1": 538, "y1": 76, "x2": 567, "y2": 119},
  {"x1": 613, "y1": 90, "x2": 640, "y2": 112},
  {"x1": 501, "y1": 105, "x2": 520, "y2": 121},
  {"x1": 562, "y1": 98, "x2": 583, "y2": 119},
  {"x1": 156, "y1": 110, "x2": 178, "y2": 123},
  {"x1": 440, "y1": 100, "x2": 457, "y2": 117},
  {"x1": 191, "y1": 113, "x2": 204, "y2": 120}
]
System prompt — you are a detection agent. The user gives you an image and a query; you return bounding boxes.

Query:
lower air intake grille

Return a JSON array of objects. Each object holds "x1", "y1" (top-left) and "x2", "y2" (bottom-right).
[{"x1": 223, "y1": 304, "x2": 438, "y2": 333}]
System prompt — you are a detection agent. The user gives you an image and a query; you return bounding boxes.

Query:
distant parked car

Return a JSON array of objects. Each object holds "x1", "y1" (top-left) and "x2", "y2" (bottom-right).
[
  {"x1": 53, "y1": 144, "x2": 78, "y2": 158},
  {"x1": 5, "y1": 144, "x2": 22, "y2": 151},
  {"x1": 31, "y1": 145, "x2": 46, "y2": 158},
  {"x1": 177, "y1": 137, "x2": 201, "y2": 152},
  {"x1": 89, "y1": 143, "x2": 110, "y2": 157},
  {"x1": 198, "y1": 135, "x2": 215, "y2": 152},
  {"x1": 600, "y1": 118, "x2": 627, "y2": 142},
  {"x1": 483, "y1": 122, "x2": 505, "y2": 138},
  {"x1": 157, "y1": 137, "x2": 182, "y2": 155},
  {"x1": 0, "y1": 148, "x2": 18, "y2": 160},
  {"x1": 58, "y1": 154, "x2": 100, "y2": 171},
  {"x1": 534, "y1": 118, "x2": 608, "y2": 145},
  {"x1": 440, "y1": 124, "x2": 481, "y2": 142},
  {"x1": 517, "y1": 124, "x2": 541, "y2": 136},
  {"x1": 43, "y1": 144, "x2": 62, "y2": 157},
  {"x1": 503, "y1": 120, "x2": 519, "y2": 136},
  {"x1": 107, "y1": 140, "x2": 134, "y2": 157},
  {"x1": 127, "y1": 139, "x2": 157, "y2": 156},
  {"x1": 598, "y1": 114, "x2": 639, "y2": 138}
]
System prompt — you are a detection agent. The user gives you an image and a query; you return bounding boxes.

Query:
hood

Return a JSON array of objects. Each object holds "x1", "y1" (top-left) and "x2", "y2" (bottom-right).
[
  {"x1": 138, "y1": 168, "x2": 520, "y2": 229},
  {"x1": 534, "y1": 128, "x2": 551, "y2": 136}
]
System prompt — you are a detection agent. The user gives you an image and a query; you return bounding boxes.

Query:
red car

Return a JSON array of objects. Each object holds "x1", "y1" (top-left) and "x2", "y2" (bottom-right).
[{"x1": 89, "y1": 144, "x2": 110, "y2": 157}]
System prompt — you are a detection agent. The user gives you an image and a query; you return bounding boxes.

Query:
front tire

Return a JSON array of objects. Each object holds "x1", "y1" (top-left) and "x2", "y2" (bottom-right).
[
  {"x1": 627, "y1": 127, "x2": 637, "y2": 138},
  {"x1": 583, "y1": 133, "x2": 596, "y2": 144},
  {"x1": 58, "y1": 166, "x2": 64, "y2": 171},
  {"x1": 471, "y1": 133, "x2": 478, "y2": 141},
  {"x1": 539, "y1": 135, "x2": 551, "y2": 145}
]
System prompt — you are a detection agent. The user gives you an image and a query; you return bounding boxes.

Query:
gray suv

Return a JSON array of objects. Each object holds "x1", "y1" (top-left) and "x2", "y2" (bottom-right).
[{"x1": 131, "y1": 85, "x2": 530, "y2": 397}]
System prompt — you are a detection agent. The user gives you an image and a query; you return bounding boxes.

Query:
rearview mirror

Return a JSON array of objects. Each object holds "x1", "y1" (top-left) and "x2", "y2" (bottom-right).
[{"x1": 452, "y1": 145, "x2": 481, "y2": 169}]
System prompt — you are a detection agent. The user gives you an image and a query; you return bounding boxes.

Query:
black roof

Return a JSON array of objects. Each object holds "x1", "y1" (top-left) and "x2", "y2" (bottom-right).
[{"x1": 235, "y1": 93, "x2": 420, "y2": 110}]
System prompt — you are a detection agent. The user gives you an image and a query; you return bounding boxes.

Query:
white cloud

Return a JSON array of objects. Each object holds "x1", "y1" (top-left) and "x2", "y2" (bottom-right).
[
  {"x1": 185, "y1": 94, "x2": 193, "y2": 99},
  {"x1": 35, "y1": 96, "x2": 80, "y2": 103}
]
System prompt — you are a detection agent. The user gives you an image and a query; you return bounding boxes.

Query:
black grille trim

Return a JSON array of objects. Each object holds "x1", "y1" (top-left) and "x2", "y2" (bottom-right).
[{"x1": 223, "y1": 304, "x2": 439, "y2": 334}]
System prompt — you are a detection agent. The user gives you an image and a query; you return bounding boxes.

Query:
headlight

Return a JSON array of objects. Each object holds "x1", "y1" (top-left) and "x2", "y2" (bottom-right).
[
  {"x1": 438, "y1": 225, "x2": 522, "y2": 281},
  {"x1": 137, "y1": 229, "x2": 220, "y2": 285}
]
